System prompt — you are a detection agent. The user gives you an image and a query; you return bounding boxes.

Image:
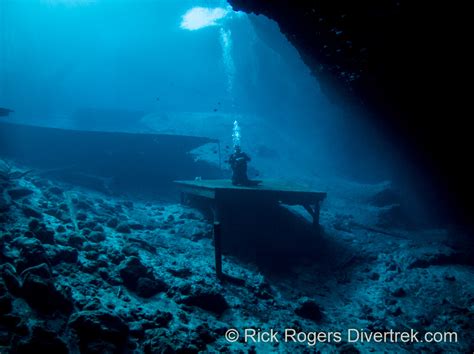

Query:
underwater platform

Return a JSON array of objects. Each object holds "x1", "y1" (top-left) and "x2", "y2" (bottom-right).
[{"x1": 174, "y1": 179, "x2": 327, "y2": 278}]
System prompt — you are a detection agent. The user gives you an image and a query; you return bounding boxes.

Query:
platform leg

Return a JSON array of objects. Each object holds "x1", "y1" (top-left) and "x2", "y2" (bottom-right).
[
  {"x1": 213, "y1": 221, "x2": 222, "y2": 278},
  {"x1": 313, "y1": 202, "x2": 320, "y2": 229},
  {"x1": 303, "y1": 202, "x2": 321, "y2": 234}
]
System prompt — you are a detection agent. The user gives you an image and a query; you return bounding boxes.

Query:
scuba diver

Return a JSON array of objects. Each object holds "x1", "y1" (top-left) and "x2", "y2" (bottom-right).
[
  {"x1": 228, "y1": 145, "x2": 251, "y2": 186},
  {"x1": 228, "y1": 120, "x2": 260, "y2": 187}
]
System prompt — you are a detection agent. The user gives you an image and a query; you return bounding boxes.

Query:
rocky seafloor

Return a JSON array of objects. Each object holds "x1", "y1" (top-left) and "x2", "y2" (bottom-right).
[{"x1": 1, "y1": 162, "x2": 473, "y2": 353}]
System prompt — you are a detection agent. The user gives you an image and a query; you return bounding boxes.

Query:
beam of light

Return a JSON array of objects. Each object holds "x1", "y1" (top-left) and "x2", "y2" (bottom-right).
[{"x1": 180, "y1": 6, "x2": 229, "y2": 31}]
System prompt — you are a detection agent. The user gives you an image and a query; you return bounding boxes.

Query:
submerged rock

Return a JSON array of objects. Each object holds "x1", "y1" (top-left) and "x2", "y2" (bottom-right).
[
  {"x1": 12, "y1": 326, "x2": 68, "y2": 354},
  {"x1": 167, "y1": 267, "x2": 192, "y2": 279},
  {"x1": 180, "y1": 289, "x2": 229, "y2": 315},
  {"x1": 143, "y1": 329, "x2": 177, "y2": 354},
  {"x1": 19, "y1": 263, "x2": 51, "y2": 280},
  {"x1": 391, "y1": 287, "x2": 406, "y2": 297},
  {"x1": 135, "y1": 277, "x2": 167, "y2": 298},
  {"x1": 0, "y1": 294, "x2": 13, "y2": 315},
  {"x1": 294, "y1": 298, "x2": 323, "y2": 322},
  {"x1": 129, "y1": 223, "x2": 144, "y2": 230},
  {"x1": 192, "y1": 323, "x2": 217, "y2": 350},
  {"x1": 119, "y1": 257, "x2": 149, "y2": 285},
  {"x1": 153, "y1": 310, "x2": 173, "y2": 328},
  {"x1": 67, "y1": 234, "x2": 86, "y2": 248},
  {"x1": 68, "y1": 310, "x2": 129, "y2": 353},
  {"x1": 13, "y1": 237, "x2": 49, "y2": 271},
  {"x1": 7, "y1": 188, "x2": 34, "y2": 200},
  {"x1": 44, "y1": 207, "x2": 68, "y2": 221},
  {"x1": 116, "y1": 223, "x2": 131, "y2": 234},
  {"x1": 0, "y1": 196, "x2": 10, "y2": 213},
  {"x1": 47, "y1": 245, "x2": 79, "y2": 265},
  {"x1": 48, "y1": 186, "x2": 64, "y2": 196},
  {"x1": 106, "y1": 218, "x2": 119, "y2": 228},
  {"x1": 21, "y1": 274, "x2": 73, "y2": 314},
  {"x1": 33, "y1": 226, "x2": 55, "y2": 245},
  {"x1": 88, "y1": 231, "x2": 106, "y2": 243},
  {"x1": 126, "y1": 237, "x2": 156, "y2": 254},
  {"x1": 0, "y1": 263, "x2": 22, "y2": 296},
  {"x1": 21, "y1": 206, "x2": 42, "y2": 219},
  {"x1": 339, "y1": 343, "x2": 360, "y2": 354},
  {"x1": 118, "y1": 257, "x2": 168, "y2": 297},
  {"x1": 76, "y1": 212, "x2": 88, "y2": 221}
]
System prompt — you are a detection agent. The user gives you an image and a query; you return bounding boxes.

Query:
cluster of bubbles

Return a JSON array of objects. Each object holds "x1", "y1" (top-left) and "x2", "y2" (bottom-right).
[
  {"x1": 219, "y1": 27, "x2": 235, "y2": 96},
  {"x1": 232, "y1": 120, "x2": 241, "y2": 148}
]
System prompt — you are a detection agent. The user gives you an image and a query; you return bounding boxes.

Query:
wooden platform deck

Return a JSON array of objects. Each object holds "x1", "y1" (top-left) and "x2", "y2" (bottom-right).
[
  {"x1": 174, "y1": 179, "x2": 327, "y2": 279},
  {"x1": 174, "y1": 179, "x2": 326, "y2": 205}
]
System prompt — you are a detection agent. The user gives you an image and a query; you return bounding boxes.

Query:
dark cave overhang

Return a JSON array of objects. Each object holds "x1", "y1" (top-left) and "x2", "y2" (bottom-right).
[
  {"x1": 229, "y1": 0, "x2": 403, "y2": 116},
  {"x1": 228, "y1": 0, "x2": 473, "y2": 228}
]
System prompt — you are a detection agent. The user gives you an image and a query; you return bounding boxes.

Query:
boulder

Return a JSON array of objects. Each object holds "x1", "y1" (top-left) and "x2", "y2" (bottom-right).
[
  {"x1": 67, "y1": 234, "x2": 86, "y2": 248},
  {"x1": 27, "y1": 220, "x2": 55, "y2": 244},
  {"x1": 68, "y1": 310, "x2": 129, "y2": 353},
  {"x1": 143, "y1": 329, "x2": 177, "y2": 354},
  {"x1": 48, "y1": 186, "x2": 64, "y2": 196},
  {"x1": 76, "y1": 212, "x2": 87, "y2": 221},
  {"x1": 129, "y1": 223, "x2": 144, "y2": 230},
  {"x1": 88, "y1": 231, "x2": 106, "y2": 243},
  {"x1": 21, "y1": 274, "x2": 73, "y2": 314},
  {"x1": 14, "y1": 237, "x2": 49, "y2": 272},
  {"x1": 392, "y1": 287, "x2": 407, "y2": 297},
  {"x1": 7, "y1": 188, "x2": 34, "y2": 200},
  {"x1": 56, "y1": 225, "x2": 66, "y2": 233},
  {"x1": 0, "y1": 313, "x2": 28, "y2": 336},
  {"x1": 118, "y1": 257, "x2": 168, "y2": 298},
  {"x1": 34, "y1": 227, "x2": 55, "y2": 245},
  {"x1": 127, "y1": 238, "x2": 156, "y2": 254},
  {"x1": 294, "y1": 298, "x2": 323, "y2": 322},
  {"x1": 339, "y1": 343, "x2": 360, "y2": 354},
  {"x1": 0, "y1": 195, "x2": 10, "y2": 213},
  {"x1": 44, "y1": 208, "x2": 68, "y2": 221},
  {"x1": 93, "y1": 224, "x2": 104, "y2": 232},
  {"x1": 106, "y1": 218, "x2": 119, "y2": 228},
  {"x1": 192, "y1": 323, "x2": 217, "y2": 350},
  {"x1": 47, "y1": 245, "x2": 79, "y2": 265},
  {"x1": 136, "y1": 277, "x2": 168, "y2": 298},
  {"x1": 0, "y1": 294, "x2": 13, "y2": 315},
  {"x1": 19, "y1": 263, "x2": 51, "y2": 280},
  {"x1": 119, "y1": 257, "x2": 152, "y2": 287},
  {"x1": 12, "y1": 326, "x2": 68, "y2": 354},
  {"x1": 153, "y1": 311, "x2": 173, "y2": 328},
  {"x1": 180, "y1": 289, "x2": 229, "y2": 315},
  {"x1": 28, "y1": 218, "x2": 40, "y2": 230},
  {"x1": 0, "y1": 263, "x2": 22, "y2": 296},
  {"x1": 116, "y1": 223, "x2": 131, "y2": 234},
  {"x1": 21, "y1": 206, "x2": 42, "y2": 219}
]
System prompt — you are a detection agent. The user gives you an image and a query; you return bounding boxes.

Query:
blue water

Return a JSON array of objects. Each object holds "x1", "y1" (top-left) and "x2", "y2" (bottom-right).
[
  {"x1": 0, "y1": 0, "x2": 394, "y2": 184},
  {"x1": 1, "y1": 2, "x2": 473, "y2": 353}
]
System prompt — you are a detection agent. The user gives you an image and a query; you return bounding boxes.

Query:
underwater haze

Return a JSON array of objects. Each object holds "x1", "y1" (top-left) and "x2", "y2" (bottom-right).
[
  {"x1": 0, "y1": 1, "x2": 473, "y2": 353},
  {"x1": 1, "y1": 0, "x2": 395, "y2": 184}
]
